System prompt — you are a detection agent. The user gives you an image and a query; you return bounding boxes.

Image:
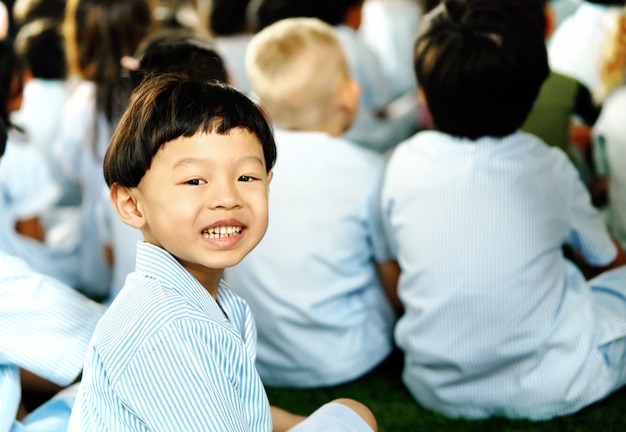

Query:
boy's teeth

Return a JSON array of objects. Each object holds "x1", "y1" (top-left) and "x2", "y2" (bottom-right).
[{"x1": 202, "y1": 226, "x2": 242, "y2": 239}]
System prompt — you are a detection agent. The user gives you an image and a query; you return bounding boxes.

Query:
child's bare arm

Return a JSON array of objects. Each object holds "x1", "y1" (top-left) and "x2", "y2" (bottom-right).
[
  {"x1": 376, "y1": 260, "x2": 402, "y2": 312},
  {"x1": 15, "y1": 217, "x2": 44, "y2": 242},
  {"x1": 270, "y1": 405, "x2": 306, "y2": 432}
]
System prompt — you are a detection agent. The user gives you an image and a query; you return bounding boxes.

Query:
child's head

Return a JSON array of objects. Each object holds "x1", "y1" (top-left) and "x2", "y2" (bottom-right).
[
  {"x1": 254, "y1": 0, "x2": 364, "y2": 31},
  {"x1": 63, "y1": 0, "x2": 155, "y2": 120},
  {"x1": 14, "y1": 18, "x2": 67, "y2": 80},
  {"x1": 104, "y1": 74, "x2": 276, "y2": 188},
  {"x1": 208, "y1": 0, "x2": 252, "y2": 35},
  {"x1": 105, "y1": 74, "x2": 276, "y2": 281},
  {"x1": 0, "y1": 39, "x2": 23, "y2": 127},
  {"x1": 246, "y1": 17, "x2": 359, "y2": 134},
  {"x1": 128, "y1": 29, "x2": 229, "y2": 90},
  {"x1": 414, "y1": 0, "x2": 549, "y2": 140}
]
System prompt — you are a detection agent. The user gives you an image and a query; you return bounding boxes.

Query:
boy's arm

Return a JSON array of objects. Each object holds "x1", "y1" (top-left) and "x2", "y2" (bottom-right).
[
  {"x1": 270, "y1": 406, "x2": 306, "y2": 432},
  {"x1": 376, "y1": 260, "x2": 402, "y2": 312}
]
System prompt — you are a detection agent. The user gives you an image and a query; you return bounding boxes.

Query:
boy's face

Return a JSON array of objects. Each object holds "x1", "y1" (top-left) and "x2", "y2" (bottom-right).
[{"x1": 130, "y1": 128, "x2": 272, "y2": 287}]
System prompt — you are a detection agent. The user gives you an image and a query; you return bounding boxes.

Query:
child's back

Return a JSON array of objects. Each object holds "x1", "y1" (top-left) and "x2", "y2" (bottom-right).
[
  {"x1": 381, "y1": 0, "x2": 626, "y2": 420},
  {"x1": 225, "y1": 17, "x2": 398, "y2": 388}
]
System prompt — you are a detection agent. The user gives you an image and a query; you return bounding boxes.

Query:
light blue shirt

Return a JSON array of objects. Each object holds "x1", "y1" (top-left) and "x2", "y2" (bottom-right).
[
  {"x1": 69, "y1": 241, "x2": 272, "y2": 431},
  {"x1": 0, "y1": 251, "x2": 105, "y2": 432},
  {"x1": 53, "y1": 79, "x2": 112, "y2": 298},
  {"x1": 592, "y1": 86, "x2": 626, "y2": 250},
  {"x1": 359, "y1": 0, "x2": 420, "y2": 99},
  {"x1": 225, "y1": 128, "x2": 397, "y2": 388},
  {"x1": 382, "y1": 130, "x2": 626, "y2": 419},
  {"x1": 0, "y1": 140, "x2": 80, "y2": 288}
]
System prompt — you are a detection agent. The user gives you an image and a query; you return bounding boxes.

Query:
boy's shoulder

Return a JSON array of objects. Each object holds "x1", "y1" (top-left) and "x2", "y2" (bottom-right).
[{"x1": 275, "y1": 128, "x2": 385, "y2": 165}]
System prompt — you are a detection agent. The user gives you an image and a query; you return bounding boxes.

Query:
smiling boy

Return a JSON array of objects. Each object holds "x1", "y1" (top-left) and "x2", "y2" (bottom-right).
[{"x1": 68, "y1": 74, "x2": 377, "y2": 431}]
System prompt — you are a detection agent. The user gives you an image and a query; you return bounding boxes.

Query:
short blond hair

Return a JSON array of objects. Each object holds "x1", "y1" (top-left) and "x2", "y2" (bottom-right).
[{"x1": 246, "y1": 17, "x2": 351, "y2": 130}]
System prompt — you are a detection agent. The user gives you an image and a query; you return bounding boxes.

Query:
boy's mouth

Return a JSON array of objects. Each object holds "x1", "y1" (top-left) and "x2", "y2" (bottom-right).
[{"x1": 202, "y1": 226, "x2": 243, "y2": 239}]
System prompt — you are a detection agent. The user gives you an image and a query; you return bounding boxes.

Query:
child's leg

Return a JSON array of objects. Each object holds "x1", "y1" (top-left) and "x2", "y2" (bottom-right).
[
  {"x1": 288, "y1": 398, "x2": 377, "y2": 432},
  {"x1": 590, "y1": 266, "x2": 626, "y2": 388}
]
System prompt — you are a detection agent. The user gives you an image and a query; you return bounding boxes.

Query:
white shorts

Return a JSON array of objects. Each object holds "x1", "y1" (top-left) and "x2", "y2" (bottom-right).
[{"x1": 288, "y1": 402, "x2": 375, "y2": 432}]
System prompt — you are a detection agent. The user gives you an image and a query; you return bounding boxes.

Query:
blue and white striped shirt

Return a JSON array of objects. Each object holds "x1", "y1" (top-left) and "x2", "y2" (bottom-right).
[
  {"x1": 69, "y1": 241, "x2": 272, "y2": 431},
  {"x1": 0, "y1": 251, "x2": 105, "y2": 432}
]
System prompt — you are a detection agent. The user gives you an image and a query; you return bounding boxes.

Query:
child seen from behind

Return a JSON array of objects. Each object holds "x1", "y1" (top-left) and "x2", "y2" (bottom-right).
[
  {"x1": 381, "y1": 0, "x2": 626, "y2": 420},
  {"x1": 225, "y1": 17, "x2": 399, "y2": 389}
]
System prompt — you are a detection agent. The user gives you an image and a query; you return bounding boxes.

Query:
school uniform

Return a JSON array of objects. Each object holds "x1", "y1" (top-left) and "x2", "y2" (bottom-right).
[
  {"x1": 335, "y1": 25, "x2": 419, "y2": 154},
  {"x1": 11, "y1": 78, "x2": 80, "y2": 207},
  {"x1": 0, "y1": 138, "x2": 80, "y2": 288},
  {"x1": 70, "y1": 241, "x2": 374, "y2": 431},
  {"x1": 381, "y1": 129, "x2": 626, "y2": 420},
  {"x1": 225, "y1": 128, "x2": 397, "y2": 388},
  {"x1": 0, "y1": 251, "x2": 105, "y2": 432},
  {"x1": 359, "y1": 0, "x2": 421, "y2": 99},
  {"x1": 593, "y1": 86, "x2": 626, "y2": 250},
  {"x1": 53, "y1": 79, "x2": 112, "y2": 298}
]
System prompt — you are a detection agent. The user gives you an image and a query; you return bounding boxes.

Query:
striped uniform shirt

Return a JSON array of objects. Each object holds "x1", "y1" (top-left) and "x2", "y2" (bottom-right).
[
  {"x1": 382, "y1": 130, "x2": 626, "y2": 420},
  {"x1": 69, "y1": 241, "x2": 272, "y2": 431},
  {"x1": 0, "y1": 251, "x2": 105, "y2": 432}
]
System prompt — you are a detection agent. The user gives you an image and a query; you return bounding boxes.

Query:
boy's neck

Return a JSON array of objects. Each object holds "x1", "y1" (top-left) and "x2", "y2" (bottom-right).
[{"x1": 184, "y1": 265, "x2": 224, "y2": 299}]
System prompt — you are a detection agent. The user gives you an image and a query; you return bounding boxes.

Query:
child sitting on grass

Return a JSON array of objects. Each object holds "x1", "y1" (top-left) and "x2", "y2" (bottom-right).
[
  {"x1": 226, "y1": 17, "x2": 399, "y2": 389},
  {"x1": 381, "y1": 0, "x2": 626, "y2": 420},
  {"x1": 69, "y1": 74, "x2": 378, "y2": 431}
]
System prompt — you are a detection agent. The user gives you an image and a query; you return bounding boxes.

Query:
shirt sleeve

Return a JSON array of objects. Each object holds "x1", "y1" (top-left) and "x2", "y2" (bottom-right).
[
  {"x1": 0, "y1": 252, "x2": 106, "y2": 386},
  {"x1": 365, "y1": 157, "x2": 393, "y2": 263},
  {"x1": 565, "y1": 165, "x2": 617, "y2": 266},
  {"x1": 0, "y1": 366, "x2": 21, "y2": 432}
]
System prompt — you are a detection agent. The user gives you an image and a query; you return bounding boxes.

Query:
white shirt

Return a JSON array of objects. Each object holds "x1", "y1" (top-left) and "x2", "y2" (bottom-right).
[
  {"x1": 382, "y1": 130, "x2": 626, "y2": 419},
  {"x1": 593, "y1": 86, "x2": 626, "y2": 249},
  {"x1": 548, "y1": 2, "x2": 619, "y2": 97},
  {"x1": 225, "y1": 128, "x2": 397, "y2": 388}
]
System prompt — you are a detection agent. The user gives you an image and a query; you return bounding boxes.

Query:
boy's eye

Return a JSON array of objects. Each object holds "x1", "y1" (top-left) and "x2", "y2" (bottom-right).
[
  {"x1": 186, "y1": 179, "x2": 206, "y2": 186},
  {"x1": 238, "y1": 175, "x2": 255, "y2": 182}
]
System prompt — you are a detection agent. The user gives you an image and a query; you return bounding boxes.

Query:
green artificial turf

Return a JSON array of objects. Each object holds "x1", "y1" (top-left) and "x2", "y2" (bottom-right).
[{"x1": 266, "y1": 351, "x2": 626, "y2": 431}]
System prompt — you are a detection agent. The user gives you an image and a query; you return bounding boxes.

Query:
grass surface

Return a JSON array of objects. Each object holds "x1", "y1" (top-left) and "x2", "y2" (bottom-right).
[{"x1": 266, "y1": 351, "x2": 626, "y2": 431}]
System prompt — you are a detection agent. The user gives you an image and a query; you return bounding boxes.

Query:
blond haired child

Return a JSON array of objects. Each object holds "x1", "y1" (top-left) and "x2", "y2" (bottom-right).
[{"x1": 225, "y1": 17, "x2": 399, "y2": 389}]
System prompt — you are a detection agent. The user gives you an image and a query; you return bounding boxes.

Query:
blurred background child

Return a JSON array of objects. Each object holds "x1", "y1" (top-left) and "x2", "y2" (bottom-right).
[{"x1": 226, "y1": 17, "x2": 399, "y2": 389}]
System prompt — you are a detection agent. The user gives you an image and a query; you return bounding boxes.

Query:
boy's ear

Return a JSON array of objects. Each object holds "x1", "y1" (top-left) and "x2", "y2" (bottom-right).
[
  {"x1": 110, "y1": 183, "x2": 145, "y2": 229},
  {"x1": 338, "y1": 79, "x2": 360, "y2": 129},
  {"x1": 417, "y1": 87, "x2": 428, "y2": 109}
]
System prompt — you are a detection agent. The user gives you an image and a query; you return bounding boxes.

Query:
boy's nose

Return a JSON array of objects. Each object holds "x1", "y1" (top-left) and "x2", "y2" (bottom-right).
[{"x1": 208, "y1": 180, "x2": 243, "y2": 210}]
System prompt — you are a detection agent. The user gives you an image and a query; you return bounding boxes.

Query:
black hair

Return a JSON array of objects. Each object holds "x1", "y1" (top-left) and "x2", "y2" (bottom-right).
[
  {"x1": 129, "y1": 30, "x2": 229, "y2": 90},
  {"x1": 254, "y1": 0, "x2": 363, "y2": 31},
  {"x1": 0, "y1": 117, "x2": 6, "y2": 158},
  {"x1": 14, "y1": 18, "x2": 67, "y2": 79},
  {"x1": 209, "y1": 0, "x2": 252, "y2": 35},
  {"x1": 414, "y1": 0, "x2": 549, "y2": 140},
  {"x1": 0, "y1": 40, "x2": 22, "y2": 131},
  {"x1": 104, "y1": 74, "x2": 277, "y2": 188}
]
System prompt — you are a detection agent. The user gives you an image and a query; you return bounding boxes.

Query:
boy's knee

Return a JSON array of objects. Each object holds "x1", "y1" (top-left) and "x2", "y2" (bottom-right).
[{"x1": 331, "y1": 398, "x2": 378, "y2": 432}]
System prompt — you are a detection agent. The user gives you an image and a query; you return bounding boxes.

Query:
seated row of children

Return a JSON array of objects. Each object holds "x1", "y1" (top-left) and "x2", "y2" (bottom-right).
[{"x1": 3, "y1": 0, "x2": 626, "y2": 428}]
